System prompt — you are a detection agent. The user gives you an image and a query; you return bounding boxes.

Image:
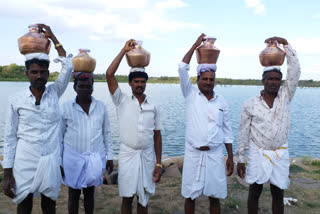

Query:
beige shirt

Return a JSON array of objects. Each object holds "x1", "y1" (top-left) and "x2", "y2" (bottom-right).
[{"x1": 236, "y1": 44, "x2": 301, "y2": 163}]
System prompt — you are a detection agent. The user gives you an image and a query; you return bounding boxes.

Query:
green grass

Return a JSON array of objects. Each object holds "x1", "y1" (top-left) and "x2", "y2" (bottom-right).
[
  {"x1": 223, "y1": 194, "x2": 241, "y2": 209},
  {"x1": 290, "y1": 164, "x2": 307, "y2": 173}
]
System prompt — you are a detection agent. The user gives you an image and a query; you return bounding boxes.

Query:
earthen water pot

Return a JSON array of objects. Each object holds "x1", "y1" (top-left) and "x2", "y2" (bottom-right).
[
  {"x1": 126, "y1": 41, "x2": 150, "y2": 68},
  {"x1": 18, "y1": 24, "x2": 51, "y2": 55},
  {"x1": 196, "y1": 37, "x2": 220, "y2": 64},
  {"x1": 259, "y1": 41, "x2": 285, "y2": 66},
  {"x1": 72, "y1": 49, "x2": 96, "y2": 73}
]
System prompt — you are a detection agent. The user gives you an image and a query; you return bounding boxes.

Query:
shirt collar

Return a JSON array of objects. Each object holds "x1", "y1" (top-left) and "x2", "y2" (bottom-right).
[
  {"x1": 131, "y1": 94, "x2": 149, "y2": 104},
  {"x1": 72, "y1": 96, "x2": 97, "y2": 114},
  {"x1": 197, "y1": 89, "x2": 218, "y2": 101}
]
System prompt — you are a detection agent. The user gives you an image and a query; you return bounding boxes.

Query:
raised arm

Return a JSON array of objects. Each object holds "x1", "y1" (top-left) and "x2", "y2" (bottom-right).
[
  {"x1": 106, "y1": 39, "x2": 136, "y2": 95},
  {"x1": 37, "y1": 24, "x2": 73, "y2": 97},
  {"x1": 179, "y1": 34, "x2": 206, "y2": 97}
]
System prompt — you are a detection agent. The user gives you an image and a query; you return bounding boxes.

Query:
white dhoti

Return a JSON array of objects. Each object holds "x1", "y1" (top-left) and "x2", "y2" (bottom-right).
[
  {"x1": 13, "y1": 142, "x2": 62, "y2": 204},
  {"x1": 245, "y1": 141, "x2": 290, "y2": 190},
  {"x1": 62, "y1": 144, "x2": 105, "y2": 189},
  {"x1": 182, "y1": 144, "x2": 227, "y2": 200},
  {"x1": 118, "y1": 143, "x2": 155, "y2": 207}
]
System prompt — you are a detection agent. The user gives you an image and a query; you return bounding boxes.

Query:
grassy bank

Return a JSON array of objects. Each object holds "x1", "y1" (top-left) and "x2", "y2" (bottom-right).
[{"x1": 0, "y1": 157, "x2": 320, "y2": 213}]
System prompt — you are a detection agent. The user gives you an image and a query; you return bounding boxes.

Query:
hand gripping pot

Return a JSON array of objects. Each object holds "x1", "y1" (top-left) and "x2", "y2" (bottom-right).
[
  {"x1": 126, "y1": 41, "x2": 151, "y2": 68},
  {"x1": 72, "y1": 49, "x2": 96, "y2": 73},
  {"x1": 259, "y1": 40, "x2": 285, "y2": 66},
  {"x1": 196, "y1": 36, "x2": 220, "y2": 64},
  {"x1": 18, "y1": 24, "x2": 51, "y2": 55}
]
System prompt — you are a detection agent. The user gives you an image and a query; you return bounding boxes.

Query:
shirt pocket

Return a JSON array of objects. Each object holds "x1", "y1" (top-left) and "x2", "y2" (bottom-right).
[{"x1": 209, "y1": 107, "x2": 224, "y2": 127}]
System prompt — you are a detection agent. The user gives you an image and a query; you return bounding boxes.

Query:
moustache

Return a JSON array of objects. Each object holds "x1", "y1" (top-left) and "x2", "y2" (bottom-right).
[{"x1": 136, "y1": 87, "x2": 143, "y2": 90}]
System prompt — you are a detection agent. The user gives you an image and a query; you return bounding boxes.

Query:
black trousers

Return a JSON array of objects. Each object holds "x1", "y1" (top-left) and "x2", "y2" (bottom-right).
[{"x1": 17, "y1": 193, "x2": 56, "y2": 214}]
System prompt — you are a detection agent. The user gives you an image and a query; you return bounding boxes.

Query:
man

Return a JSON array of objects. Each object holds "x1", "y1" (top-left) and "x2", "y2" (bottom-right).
[
  {"x1": 2, "y1": 24, "x2": 73, "y2": 213},
  {"x1": 61, "y1": 72, "x2": 114, "y2": 214},
  {"x1": 236, "y1": 37, "x2": 301, "y2": 214},
  {"x1": 179, "y1": 34, "x2": 234, "y2": 214},
  {"x1": 106, "y1": 39, "x2": 162, "y2": 214}
]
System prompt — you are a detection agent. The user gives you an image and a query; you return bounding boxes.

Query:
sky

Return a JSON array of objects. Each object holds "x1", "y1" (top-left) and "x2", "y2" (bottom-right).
[{"x1": 0, "y1": 0, "x2": 319, "y2": 80}]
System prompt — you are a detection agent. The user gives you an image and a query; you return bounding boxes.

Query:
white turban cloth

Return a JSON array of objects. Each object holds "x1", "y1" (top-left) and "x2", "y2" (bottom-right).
[
  {"x1": 130, "y1": 67, "x2": 146, "y2": 73},
  {"x1": 24, "y1": 53, "x2": 50, "y2": 62},
  {"x1": 197, "y1": 64, "x2": 217, "y2": 76},
  {"x1": 263, "y1": 66, "x2": 281, "y2": 72}
]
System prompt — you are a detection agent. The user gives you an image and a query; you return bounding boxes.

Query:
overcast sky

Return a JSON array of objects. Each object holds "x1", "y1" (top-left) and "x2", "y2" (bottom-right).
[{"x1": 1, "y1": 0, "x2": 319, "y2": 80}]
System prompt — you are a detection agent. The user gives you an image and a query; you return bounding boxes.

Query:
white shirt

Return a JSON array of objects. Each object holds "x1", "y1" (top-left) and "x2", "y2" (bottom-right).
[
  {"x1": 178, "y1": 62, "x2": 234, "y2": 149},
  {"x1": 61, "y1": 96, "x2": 113, "y2": 160},
  {"x1": 236, "y1": 44, "x2": 301, "y2": 163},
  {"x1": 111, "y1": 87, "x2": 161, "y2": 150},
  {"x1": 2, "y1": 56, "x2": 73, "y2": 169}
]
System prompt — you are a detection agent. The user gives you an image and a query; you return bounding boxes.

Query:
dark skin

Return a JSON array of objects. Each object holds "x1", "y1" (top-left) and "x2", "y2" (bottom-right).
[
  {"x1": 3, "y1": 24, "x2": 66, "y2": 200},
  {"x1": 106, "y1": 40, "x2": 162, "y2": 214},
  {"x1": 73, "y1": 79, "x2": 114, "y2": 173},
  {"x1": 182, "y1": 34, "x2": 233, "y2": 214},
  {"x1": 237, "y1": 36, "x2": 288, "y2": 214}
]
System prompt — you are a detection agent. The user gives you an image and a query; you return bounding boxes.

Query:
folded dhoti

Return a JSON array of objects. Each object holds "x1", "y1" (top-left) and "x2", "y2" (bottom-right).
[
  {"x1": 245, "y1": 140, "x2": 290, "y2": 190},
  {"x1": 62, "y1": 144, "x2": 105, "y2": 189},
  {"x1": 13, "y1": 142, "x2": 62, "y2": 204}
]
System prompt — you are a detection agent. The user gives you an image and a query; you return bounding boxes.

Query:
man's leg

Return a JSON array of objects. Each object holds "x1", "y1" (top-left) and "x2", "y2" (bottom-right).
[
  {"x1": 17, "y1": 193, "x2": 33, "y2": 214},
  {"x1": 247, "y1": 183, "x2": 263, "y2": 214},
  {"x1": 83, "y1": 186, "x2": 95, "y2": 214},
  {"x1": 121, "y1": 197, "x2": 134, "y2": 214},
  {"x1": 270, "y1": 184, "x2": 284, "y2": 214},
  {"x1": 41, "y1": 194, "x2": 56, "y2": 214},
  {"x1": 209, "y1": 197, "x2": 220, "y2": 214},
  {"x1": 184, "y1": 198, "x2": 195, "y2": 214},
  {"x1": 68, "y1": 187, "x2": 81, "y2": 214},
  {"x1": 137, "y1": 202, "x2": 148, "y2": 214}
]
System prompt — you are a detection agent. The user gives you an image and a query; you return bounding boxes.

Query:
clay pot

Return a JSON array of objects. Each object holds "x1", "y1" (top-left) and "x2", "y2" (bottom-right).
[
  {"x1": 72, "y1": 49, "x2": 96, "y2": 73},
  {"x1": 259, "y1": 41, "x2": 285, "y2": 66},
  {"x1": 196, "y1": 37, "x2": 220, "y2": 64},
  {"x1": 18, "y1": 24, "x2": 51, "y2": 55},
  {"x1": 126, "y1": 41, "x2": 150, "y2": 68}
]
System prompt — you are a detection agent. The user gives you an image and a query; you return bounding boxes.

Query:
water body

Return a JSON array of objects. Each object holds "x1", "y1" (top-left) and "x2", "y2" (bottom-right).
[{"x1": 0, "y1": 82, "x2": 319, "y2": 158}]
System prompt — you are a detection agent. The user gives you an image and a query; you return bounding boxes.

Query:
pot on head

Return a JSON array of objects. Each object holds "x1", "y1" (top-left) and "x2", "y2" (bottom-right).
[
  {"x1": 18, "y1": 24, "x2": 51, "y2": 55},
  {"x1": 259, "y1": 41, "x2": 285, "y2": 66},
  {"x1": 126, "y1": 41, "x2": 150, "y2": 68},
  {"x1": 196, "y1": 37, "x2": 220, "y2": 64},
  {"x1": 72, "y1": 49, "x2": 96, "y2": 73}
]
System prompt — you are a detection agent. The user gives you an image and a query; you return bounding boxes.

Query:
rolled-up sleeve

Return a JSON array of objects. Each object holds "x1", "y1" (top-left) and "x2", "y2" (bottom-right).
[
  {"x1": 111, "y1": 87, "x2": 123, "y2": 107},
  {"x1": 178, "y1": 62, "x2": 192, "y2": 97},
  {"x1": 2, "y1": 98, "x2": 19, "y2": 168},
  {"x1": 53, "y1": 55, "x2": 74, "y2": 97}
]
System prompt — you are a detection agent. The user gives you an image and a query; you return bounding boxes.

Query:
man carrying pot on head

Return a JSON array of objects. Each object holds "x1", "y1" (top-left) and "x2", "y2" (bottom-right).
[
  {"x1": 2, "y1": 24, "x2": 73, "y2": 213},
  {"x1": 61, "y1": 70, "x2": 114, "y2": 214},
  {"x1": 235, "y1": 37, "x2": 301, "y2": 214},
  {"x1": 178, "y1": 33, "x2": 234, "y2": 214},
  {"x1": 106, "y1": 39, "x2": 162, "y2": 214}
]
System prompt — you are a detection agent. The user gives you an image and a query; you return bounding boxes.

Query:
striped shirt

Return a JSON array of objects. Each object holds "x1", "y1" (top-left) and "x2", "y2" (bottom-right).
[{"x1": 61, "y1": 96, "x2": 113, "y2": 160}]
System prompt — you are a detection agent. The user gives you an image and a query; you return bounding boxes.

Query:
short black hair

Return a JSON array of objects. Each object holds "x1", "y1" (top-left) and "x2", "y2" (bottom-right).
[
  {"x1": 262, "y1": 69, "x2": 283, "y2": 81},
  {"x1": 25, "y1": 58, "x2": 50, "y2": 70},
  {"x1": 128, "y1": 71, "x2": 148, "y2": 82},
  {"x1": 74, "y1": 77, "x2": 94, "y2": 87}
]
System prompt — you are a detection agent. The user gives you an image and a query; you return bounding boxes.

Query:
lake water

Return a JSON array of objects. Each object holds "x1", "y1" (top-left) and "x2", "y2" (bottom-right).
[{"x1": 0, "y1": 82, "x2": 319, "y2": 158}]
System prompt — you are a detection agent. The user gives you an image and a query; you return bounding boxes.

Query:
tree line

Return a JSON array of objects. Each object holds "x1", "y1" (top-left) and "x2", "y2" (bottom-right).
[{"x1": 1, "y1": 63, "x2": 319, "y2": 87}]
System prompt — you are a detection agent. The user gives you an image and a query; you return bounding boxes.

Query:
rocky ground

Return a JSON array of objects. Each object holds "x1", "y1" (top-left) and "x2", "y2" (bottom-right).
[{"x1": 0, "y1": 156, "x2": 320, "y2": 214}]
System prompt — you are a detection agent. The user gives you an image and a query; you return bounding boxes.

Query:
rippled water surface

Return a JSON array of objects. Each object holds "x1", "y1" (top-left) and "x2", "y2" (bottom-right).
[{"x1": 0, "y1": 82, "x2": 319, "y2": 157}]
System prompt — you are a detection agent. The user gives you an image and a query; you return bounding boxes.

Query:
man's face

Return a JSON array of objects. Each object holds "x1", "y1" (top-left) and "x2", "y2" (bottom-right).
[
  {"x1": 25, "y1": 63, "x2": 49, "y2": 90},
  {"x1": 263, "y1": 71, "x2": 282, "y2": 95},
  {"x1": 74, "y1": 79, "x2": 93, "y2": 99},
  {"x1": 129, "y1": 77, "x2": 146, "y2": 96},
  {"x1": 197, "y1": 71, "x2": 215, "y2": 94}
]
